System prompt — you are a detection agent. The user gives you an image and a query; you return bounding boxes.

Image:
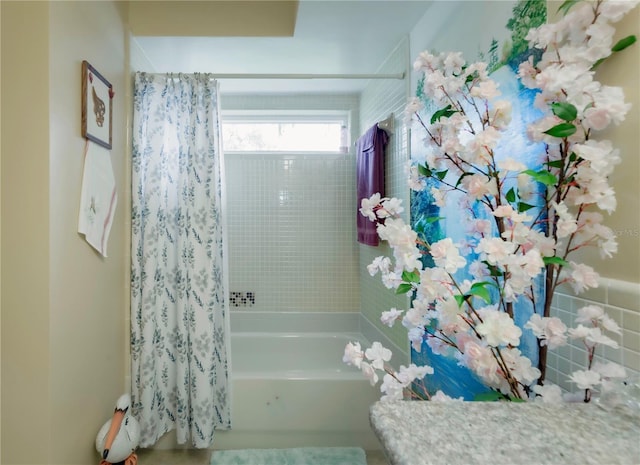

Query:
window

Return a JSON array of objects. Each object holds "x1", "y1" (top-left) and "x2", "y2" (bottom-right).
[{"x1": 221, "y1": 111, "x2": 350, "y2": 153}]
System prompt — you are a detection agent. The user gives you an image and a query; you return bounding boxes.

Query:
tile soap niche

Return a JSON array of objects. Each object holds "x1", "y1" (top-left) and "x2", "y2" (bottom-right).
[{"x1": 230, "y1": 291, "x2": 255, "y2": 308}]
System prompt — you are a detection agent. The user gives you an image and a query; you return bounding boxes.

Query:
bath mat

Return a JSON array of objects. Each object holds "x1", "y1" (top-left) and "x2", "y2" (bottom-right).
[{"x1": 210, "y1": 447, "x2": 367, "y2": 465}]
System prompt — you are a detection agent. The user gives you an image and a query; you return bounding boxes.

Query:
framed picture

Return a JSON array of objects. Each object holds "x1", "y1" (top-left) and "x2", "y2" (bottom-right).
[{"x1": 81, "y1": 60, "x2": 113, "y2": 149}]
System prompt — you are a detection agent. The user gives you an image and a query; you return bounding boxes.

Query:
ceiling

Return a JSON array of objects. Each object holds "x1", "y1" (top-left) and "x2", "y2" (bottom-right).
[{"x1": 132, "y1": 0, "x2": 433, "y2": 94}]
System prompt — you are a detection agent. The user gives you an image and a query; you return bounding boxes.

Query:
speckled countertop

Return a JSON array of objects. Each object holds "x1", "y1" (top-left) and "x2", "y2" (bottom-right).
[{"x1": 370, "y1": 401, "x2": 640, "y2": 465}]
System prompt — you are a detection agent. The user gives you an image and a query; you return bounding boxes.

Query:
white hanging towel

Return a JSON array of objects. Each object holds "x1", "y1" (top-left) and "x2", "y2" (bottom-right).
[{"x1": 78, "y1": 141, "x2": 117, "y2": 257}]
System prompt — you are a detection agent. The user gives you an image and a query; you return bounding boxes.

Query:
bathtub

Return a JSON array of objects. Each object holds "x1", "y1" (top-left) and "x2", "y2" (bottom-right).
[
  {"x1": 150, "y1": 312, "x2": 394, "y2": 451},
  {"x1": 213, "y1": 326, "x2": 382, "y2": 450}
]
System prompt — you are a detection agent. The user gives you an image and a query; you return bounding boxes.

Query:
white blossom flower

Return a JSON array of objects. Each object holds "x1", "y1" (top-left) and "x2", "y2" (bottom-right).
[
  {"x1": 489, "y1": 100, "x2": 513, "y2": 129},
  {"x1": 343, "y1": 342, "x2": 363, "y2": 368},
  {"x1": 430, "y1": 238, "x2": 466, "y2": 273},
  {"x1": 378, "y1": 197, "x2": 404, "y2": 218},
  {"x1": 430, "y1": 186, "x2": 446, "y2": 207},
  {"x1": 501, "y1": 348, "x2": 541, "y2": 386},
  {"x1": 359, "y1": 193, "x2": 382, "y2": 222},
  {"x1": 570, "y1": 369, "x2": 601, "y2": 390},
  {"x1": 380, "y1": 308, "x2": 404, "y2": 328},
  {"x1": 569, "y1": 325, "x2": 619, "y2": 349},
  {"x1": 398, "y1": 364, "x2": 434, "y2": 386},
  {"x1": 592, "y1": 361, "x2": 627, "y2": 380},
  {"x1": 407, "y1": 164, "x2": 427, "y2": 191},
  {"x1": 404, "y1": 97, "x2": 424, "y2": 124},
  {"x1": 470, "y1": 79, "x2": 501, "y2": 99},
  {"x1": 475, "y1": 237, "x2": 517, "y2": 266},
  {"x1": 365, "y1": 342, "x2": 393, "y2": 370},
  {"x1": 469, "y1": 260, "x2": 490, "y2": 279},
  {"x1": 600, "y1": 313, "x2": 622, "y2": 335},
  {"x1": 402, "y1": 306, "x2": 429, "y2": 330},
  {"x1": 568, "y1": 262, "x2": 600, "y2": 294},
  {"x1": 426, "y1": 334, "x2": 450, "y2": 356},
  {"x1": 525, "y1": 314, "x2": 567, "y2": 350},
  {"x1": 462, "y1": 174, "x2": 498, "y2": 199},
  {"x1": 367, "y1": 256, "x2": 390, "y2": 277},
  {"x1": 476, "y1": 308, "x2": 522, "y2": 347},
  {"x1": 458, "y1": 340, "x2": 501, "y2": 387},
  {"x1": 443, "y1": 51, "x2": 465, "y2": 74},
  {"x1": 575, "y1": 305, "x2": 605, "y2": 324},
  {"x1": 381, "y1": 270, "x2": 403, "y2": 290},
  {"x1": 360, "y1": 361, "x2": 379, "y2": 386},
  {"x1": 498, "y1": 157, "x2": 526, "y2": 173},
  {"x1": 408, "y1": 326, "x2": 425, "y2": 352},
  {"x1": 380, "y1": 373, "x2": 404, "y2": 402},
  {"x1": 553, "y1": 201, "x2": 578, "y2": 238},
  {"x1": 532, "y1": 383, "x2": 564, "y2": 403},
  {"x1": 599, "y1": 0, "x2": 640, "y2": 23}
]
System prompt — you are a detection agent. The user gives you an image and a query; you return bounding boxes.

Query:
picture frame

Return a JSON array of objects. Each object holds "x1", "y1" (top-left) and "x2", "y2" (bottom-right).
[{"x1": 81, "y1": 60, "x2": 113, "y2": 150}]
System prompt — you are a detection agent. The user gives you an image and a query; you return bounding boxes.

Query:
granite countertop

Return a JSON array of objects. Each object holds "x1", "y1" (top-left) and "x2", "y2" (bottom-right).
[{"x1": 370, "y1": 401, "x2": 640, "y2": 465}]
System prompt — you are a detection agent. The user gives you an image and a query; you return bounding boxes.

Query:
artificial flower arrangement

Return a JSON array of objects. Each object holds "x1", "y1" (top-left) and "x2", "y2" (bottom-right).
[{"x1": 344, "y1": 0, "x2": 638, "y2": 403}]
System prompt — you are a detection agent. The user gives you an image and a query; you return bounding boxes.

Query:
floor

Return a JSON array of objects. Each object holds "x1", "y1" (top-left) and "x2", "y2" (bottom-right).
[{"x1": 136, "y1": 448, "x2": 390, "y2": 465}]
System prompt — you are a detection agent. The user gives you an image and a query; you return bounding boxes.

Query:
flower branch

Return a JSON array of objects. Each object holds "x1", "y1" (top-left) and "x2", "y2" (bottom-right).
[{"x1": 346, "y1": 0, "x2": 637, "y2": 403}]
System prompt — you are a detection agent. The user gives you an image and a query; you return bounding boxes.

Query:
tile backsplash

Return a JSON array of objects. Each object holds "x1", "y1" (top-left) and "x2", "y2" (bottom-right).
[{"x1": 546, "y1": 278, "x2": 640, "y2": 391}]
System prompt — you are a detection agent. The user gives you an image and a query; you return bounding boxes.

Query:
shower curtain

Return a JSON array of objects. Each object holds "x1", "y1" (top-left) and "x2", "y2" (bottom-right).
[{"x1": 131, "y1": 72, "x2": 230, "y2": 447}]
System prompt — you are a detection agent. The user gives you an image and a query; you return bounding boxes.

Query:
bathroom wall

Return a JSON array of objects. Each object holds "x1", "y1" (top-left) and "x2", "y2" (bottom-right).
[
  {"x1": 1, "y1": 1, "x2": 129, "y2": 463},
  {"x1": 358, "y1": 37, "x2": 412, "y2": 354},
  {"x1": 222, "y1": 94, "x2": 362, "y2": 313}
]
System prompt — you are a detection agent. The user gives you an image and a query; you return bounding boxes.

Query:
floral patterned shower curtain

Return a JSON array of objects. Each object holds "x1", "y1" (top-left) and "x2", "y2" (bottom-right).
[{"x1": 131, "y1": 72, "x2": 230, "y2": 447}]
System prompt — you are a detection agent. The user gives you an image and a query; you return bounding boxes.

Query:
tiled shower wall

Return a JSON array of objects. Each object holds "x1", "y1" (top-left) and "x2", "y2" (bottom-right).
[
  {"x1": 358, "y1": 37, "x2": 412, "y2": 353},
  {"x1": 222, "y1": 95, "x2": 361, "y2": 312},
  {"x1": 546, "y1": 280, "x2": 640, "y2": 390}
]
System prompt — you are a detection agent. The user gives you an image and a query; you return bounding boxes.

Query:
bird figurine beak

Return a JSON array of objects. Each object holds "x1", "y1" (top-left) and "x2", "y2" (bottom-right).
[{"x1": 102, "y1": 405, "x2": 128, "y2": 460}]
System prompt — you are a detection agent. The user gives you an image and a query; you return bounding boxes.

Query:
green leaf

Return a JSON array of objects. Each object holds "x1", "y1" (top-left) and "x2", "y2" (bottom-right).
[
  {"x1": 402, "y1": 270, "x2": 421, "y2": 283},
  {"x1": 454, "y1": 294, "x2": 466, "y2": 307},
  {"x1": 544, "y1": 159, "x2": 565, "y2": 169},
  {"x1": 518, "y1": 202, "x2": 536, "y2": 213},
  {"x1": 455, "y1": 172, "x2": 474, "y2": 188},
  {"x1": 469, "y1": 285, "x2": 491, "y2": 304},
  {"x1": 418, "y1": 164, "x2": 432, "y2": 177},
  {"x1": 551, "y1": 102, "x2": 577, "y2": 122},
  {"x1": 543, "y1": 256, "x2": 569, "y2": 267},
  {"x1": 472, "y1": 280, "x2": 497, "y2": 290},
  {"x1": 505, "y1": 187, "x2": 516, "y2": 203},
  {"x1": 435, "y1": 170, "x2": 448, "y2": 181},
  {"x1": 425, "y1": 216, "x2": 445, "y2": 224},
  {"x1": 430, "y1": 105, "x2": 457, "y2": 124},
  {"x1": 543, "y1": 122, "x2": 577, "y2": 138},
  {"x1": 612, "y1": 35, "x2": 636, "y2": 52},
  {"x1": 591, "y1": 58, "x2": 606, "y2": 71},
  {"x1": 474, "y1": 391, "x2": 506, "y2": 402},
  {"x1": 522, "y1": 169, "x2": 558, "y2": 186},
  {"x1": 556, "y1": 0, "x2": 578, "y2": 15},
  {"x1": 592, "y1": 36, "x2": 637, "y2": 71},
  {"x1": 395, "y1": 283, "x2": 413, "y2": 295},
  {"x1": 484, "y1": 262, "x2": 504, "y2": 277}
]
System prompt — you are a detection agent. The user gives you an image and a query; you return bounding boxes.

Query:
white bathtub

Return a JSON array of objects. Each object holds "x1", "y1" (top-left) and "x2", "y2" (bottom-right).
[
  {"x1": 213, "y1": 328, "x2": 381, "y2": 449},
  {"x1": 230, "y1": 332, "x2": 364, "y2": 378},
  {"x1": 150, "y1": 312, "x2": 389, "y2": 451}
]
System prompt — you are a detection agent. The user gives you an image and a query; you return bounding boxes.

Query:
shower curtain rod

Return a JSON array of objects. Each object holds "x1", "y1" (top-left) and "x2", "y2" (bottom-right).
[{"x1": 158, "y1": 72, "x2": 405, "y2": 80}]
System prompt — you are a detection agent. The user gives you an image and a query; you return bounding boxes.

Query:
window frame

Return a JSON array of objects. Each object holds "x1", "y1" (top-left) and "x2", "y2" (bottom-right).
[{"x1": 221, "y1": 109, "x2": 351, "y2": 155}]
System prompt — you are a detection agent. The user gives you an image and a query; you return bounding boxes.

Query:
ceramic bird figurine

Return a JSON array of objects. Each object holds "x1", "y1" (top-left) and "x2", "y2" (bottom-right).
[{"x1": 95, "y1": 394, "x2": 140, "y2": 464}]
